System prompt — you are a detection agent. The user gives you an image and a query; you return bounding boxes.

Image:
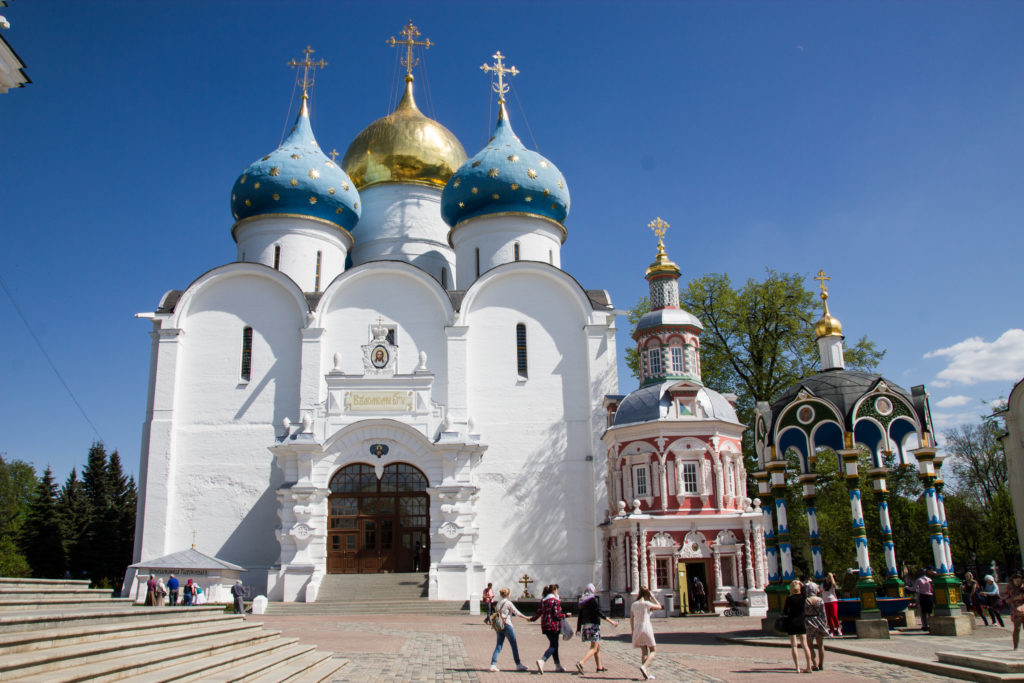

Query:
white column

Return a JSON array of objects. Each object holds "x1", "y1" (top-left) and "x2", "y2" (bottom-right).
[
  {"x1": 658, "y1": 457, "x2": 669, "y2": 511},
  {"x1": 712, "y1": 548, "x2": 723, "y2": 601},
  {"x1": 445, "y1": 326, "x2": 469, "y2": 432},
  {"x1": 630, "y1": 533, "x2": 639, "y2": 593},
  {"x1": 638, "y1": 526, "x2": 648, "y2": 589}
]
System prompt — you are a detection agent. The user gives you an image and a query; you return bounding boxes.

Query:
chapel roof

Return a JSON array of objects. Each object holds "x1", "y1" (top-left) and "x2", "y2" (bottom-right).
[{"x1": 128, "y1": 548, "x2": 244, "y2": 572}]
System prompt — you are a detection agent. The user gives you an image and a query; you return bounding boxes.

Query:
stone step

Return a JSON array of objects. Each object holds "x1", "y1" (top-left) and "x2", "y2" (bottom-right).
[
  {"x1": 0, "y1": 616, "x2": 267, "y2": 677},
  {"x1": 0, "y1": 578, "x2": 91, "y2": 590},
  {"x1": 124, "y1": 638, "x2": 308, "y2": 682},
  {"x1": 0, "y1": 605, "x2": 226, "y2": 635},
  {"x1": 0, "y1": 597, "x2": 135, "y2": 611},
  {"x1": 6, "y1": 625, "x2": 282, "y2": 681},
  {"x1": 0, "y1": 612, "x2": 242, "y2": 654},
  {"x1": 265, "y1": 600, "x2": 466, "y2": 616},
  {"x1": 248, "y1": 651, "x2": 347, "y2": 683},
  {"x1": 0, "y1": 589, "x2": 117, "y2": 601}
]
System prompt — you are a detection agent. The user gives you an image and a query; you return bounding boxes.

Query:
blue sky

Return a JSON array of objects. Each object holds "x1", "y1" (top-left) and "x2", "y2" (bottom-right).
[{"x1": 2, "y1": 0, "x2": 1022, "y2": 482}]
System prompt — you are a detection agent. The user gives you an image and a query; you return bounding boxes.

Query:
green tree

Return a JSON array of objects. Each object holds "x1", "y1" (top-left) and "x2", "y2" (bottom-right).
[
  {"x1": 944, "y1": 419, "x2": 1006, "y2": 507},
  {"x1": 19, "y1": 467, "x2": 66, "y2": 578},
  {"x1": 59, "y1": 468, "x2": 89, "y2": 577},
  {"x1": 81, "y1": 442, "x2": 115, "y2": 585},
  {"x1": 0, "y1": 455, "x2": 36, "y2": 577},
  {"x1": 106, "y1": 451, "x2": 137, "y2": 586}
]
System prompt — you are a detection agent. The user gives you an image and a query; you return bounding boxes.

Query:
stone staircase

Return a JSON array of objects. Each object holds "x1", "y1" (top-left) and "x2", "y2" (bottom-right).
[
  {"x1": 266, "y1": 573, "x2": 467, "y2": 615},
  {"x1": 0, "y1": 577, "x2": 345, "y2": 681}
]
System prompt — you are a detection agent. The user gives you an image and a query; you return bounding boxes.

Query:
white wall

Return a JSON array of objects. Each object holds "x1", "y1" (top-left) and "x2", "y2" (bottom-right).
[
  {"x1": 234, "y1": 215, "x2": 352, "y2": 293},
  {"x1": 451, "y1": 214, "x2": 563, "y2": 290}
]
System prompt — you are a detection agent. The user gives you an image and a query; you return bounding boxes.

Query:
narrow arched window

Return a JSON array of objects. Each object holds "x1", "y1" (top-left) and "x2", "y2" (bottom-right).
[
  {"x1": 514, "y1": 242, "x2": 520, "y2": 261},
  {"x1": 475, "y1": 248, "x2": 481, "y2": 277},
  {"x1": 314, "y1": 251, "x2": 322, "y2": 292},
  {"x1": 240, "y1": 327, "x2": 253, "y2": 382},
  {"x1": 516, "y1": 323, "x2": 528, "y2": 378},
  {"x1": 441, "y1": 267, "x2": 448, "y2": 289},
  {"x1": 647, "y1": 346, "x2": 662, "y2": 376},
  {"x1": 549, "y1": 250, "x2": 553, "y2": 264},
  {"x1": 273, "y1": 245, "x2": 281, "y2": 270},
  {"x1": 670, "y1": 346, "x2": 684, "y2": 374}
]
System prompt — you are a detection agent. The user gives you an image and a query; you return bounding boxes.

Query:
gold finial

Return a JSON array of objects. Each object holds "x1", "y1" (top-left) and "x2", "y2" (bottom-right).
[
  {"x1": 645, "y1": 216, "x2": 679, "y2": 277},
  {"x1": 388, "y1": 20, "x2": 432, "y2": 82},
  {"x1": 813, "y1": 269, "x2": 843, "y2": 338},
  {"x1": 329, "y1": 149, "x2": 340, "y2": 162},
  {"x1": 191, "y1": 529, "x2": 197, "y2": 550},
  {"x1": 288, "y1": 45, "x2": 327, "y2": 101},
  {"x1": 480, "y1": 51, "x2": 519, "y2": 104}
]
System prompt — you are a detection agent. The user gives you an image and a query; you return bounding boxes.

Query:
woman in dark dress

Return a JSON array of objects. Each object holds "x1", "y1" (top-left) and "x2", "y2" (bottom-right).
[
  {"x1": 783, "y1": 579, "x2": 812, "y2": 674},
  {"x1": 574, "y1": 583, "x2": 619, "y2": 674}
]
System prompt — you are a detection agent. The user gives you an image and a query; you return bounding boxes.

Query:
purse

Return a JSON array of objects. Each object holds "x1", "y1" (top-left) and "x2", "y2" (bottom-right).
[{"x1": 560, "y1": 617, "x2": 574, "y2": 640}]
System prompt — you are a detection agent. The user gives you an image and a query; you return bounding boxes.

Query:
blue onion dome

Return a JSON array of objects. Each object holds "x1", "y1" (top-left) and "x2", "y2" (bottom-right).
[
  {"x1": 230, "y1": 96, "x2": 360, "y2": 233},
  {"x1": 440, "y1": 102, "x2": 570, "y2": 229}
]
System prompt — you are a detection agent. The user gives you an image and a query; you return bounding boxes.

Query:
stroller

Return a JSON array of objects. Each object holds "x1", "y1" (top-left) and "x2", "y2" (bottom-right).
[{"x1": 723, "y1": 593, "x2": 746, "y2": 617}]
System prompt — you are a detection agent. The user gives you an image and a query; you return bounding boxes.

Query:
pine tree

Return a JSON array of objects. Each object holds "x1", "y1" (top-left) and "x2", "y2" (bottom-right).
[
  {"x1": 59, "y1": 468, "x2": 89, "y2": 578},
  {"x1": 0, "y1": 455, "x2": 35, "y2": 577},
  {"x1": 20, "y1": 467, "x2": 66, "y2": 578},
  {"x1": 81, "y1": 442, "x2": 114, "y2": 586},
  {"x1": 106, "y1": 451, "x2": 136, "y2": 587}
]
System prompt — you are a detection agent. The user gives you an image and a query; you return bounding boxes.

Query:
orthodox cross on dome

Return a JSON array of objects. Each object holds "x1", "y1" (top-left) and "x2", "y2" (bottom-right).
[
  {"x1": 814, "y1": 269, "x2": 831, "y2": 302},
  {"x1": 480, "y1": 51, "x2": 519, "y2": 103},
  {"x1": 649, "y1": 216, "x2": 670, "y2": 245},
  {"x1": 387, "y1": 20, "x2": 432, "y2": 80},
  {"x1": 287, "y1": 45, "x2": 327, "y2": 100}
]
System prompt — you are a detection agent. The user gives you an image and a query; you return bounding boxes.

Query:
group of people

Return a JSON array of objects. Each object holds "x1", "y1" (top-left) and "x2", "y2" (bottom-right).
[
  {"x1": 143, "y1": 574, "x2": 204, "y2": 606},
  {"x1": 962, "y1": 570, "x2": 1024, "y2": 648},
  {"x1": 781, "y1": 576, "x2": 842, "y2": 674},
  {"x1": 483, "y1": 582, "x2": 662, "y2": 679}
]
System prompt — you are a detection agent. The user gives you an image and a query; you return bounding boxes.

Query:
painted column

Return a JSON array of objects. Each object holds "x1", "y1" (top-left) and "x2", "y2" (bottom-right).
[
  {"x1": 798, "y1": 473, "x2": 824, "y2": 580},
  {"x1": 869, "y1": 466, "x2": 903, "y2": 596},
  {"x1": 935, "y1": 469, "x2": 954, "y2": 575},
  {"x1": 768, "y1": 461, "x2": 794, "y2": 581},
  {"x1": 617, "y1": 534, "x2": 628, "y2": 592},
  {"x1": 913, "y1": 447, "x2": 961, "y2": 612},
  {"x1": 743, "y1": 521, "x2": 756, "y2": 590},
  {"x1": 658, "y1": 458, "x2": 669, "y2": 512},
  {"x1": 712, "y1": 548, "x2": 723, "y2": 602},
  {"x1": 638, "y1": 526, "x2": 648, "y2": 589},
  {"x1": 754, "y1": 471, "x2": 780, "y2": 610},
  {"x1": 737, "y1": 547, "x2": 746, "y2": 592},
  {"x1": 839, "y1": 444, "x2": 880, "y2": 614},
  {"x1": 630, "y1": 532, "x2": 639, "y2": 593}
]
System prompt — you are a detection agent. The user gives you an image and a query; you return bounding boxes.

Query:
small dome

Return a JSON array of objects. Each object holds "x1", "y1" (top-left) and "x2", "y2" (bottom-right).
[
  {"x1": 635, "y1": 308, "x2": 703, "y2": 335},
  {"x1": 342, "y1": 77, "x2": 466, "y2": 190},
  {"x1": 815, "y1": 311, "x2": 843, "y2": 338},
  {"x1": 612, "y1": 382, "x2": 740, "y2": 427},
  {"x1": 231, "y1": 98, "x2": 360, "y2": 232},
  {"x1": 441, "y1": 103, "x2": 569, "y2": 229}
]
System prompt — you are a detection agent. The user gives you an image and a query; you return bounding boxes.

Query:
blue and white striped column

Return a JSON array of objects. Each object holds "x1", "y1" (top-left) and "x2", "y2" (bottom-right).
[{"x1": 799, "y1": 473, "x2": 824, "y2": 580}]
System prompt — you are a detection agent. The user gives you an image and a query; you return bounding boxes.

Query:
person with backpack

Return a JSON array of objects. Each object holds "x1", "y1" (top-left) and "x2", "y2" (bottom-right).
[
  {"x1": 529, "y1": 584, "x2": 570, "y2": 674},
  {"x1": 574, "y1": 583, "x2": 618, "y2": 674},
  {"x1": 487, "y1": 588, "x2": 530, "y2": 672}
]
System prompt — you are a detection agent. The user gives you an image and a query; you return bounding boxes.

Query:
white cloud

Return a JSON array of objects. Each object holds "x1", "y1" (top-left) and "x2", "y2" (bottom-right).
[
  {"x1": 924, "y1": 329, "x2": 1024, "y2": 387},
  {"x1": 931, "y1": 410, "x2": 980, "y2": 432},
  {"x1": 935, "y1": 395, "x2": 973, "y2": 408}
]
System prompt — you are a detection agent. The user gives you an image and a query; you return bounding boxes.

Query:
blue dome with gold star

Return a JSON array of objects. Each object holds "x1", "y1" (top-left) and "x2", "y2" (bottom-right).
[
  {"x1": 440, "y1": 103, "x2": 569, "y2": 229},
  {"x1": 231, "y1": 98, "x2": 360, "y2": 232}
]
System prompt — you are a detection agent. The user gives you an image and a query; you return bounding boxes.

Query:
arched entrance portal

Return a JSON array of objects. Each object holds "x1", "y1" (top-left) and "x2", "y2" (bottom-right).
[{"x1": 327, "y1": 463, "x2": 429, "y2": 574}]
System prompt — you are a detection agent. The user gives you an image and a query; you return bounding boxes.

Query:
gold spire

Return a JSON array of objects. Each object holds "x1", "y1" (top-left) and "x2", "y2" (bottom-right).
[
  {"x1": 813, "y1": 269, "x2": 843, "y2": 338},
  {"x1": 481, "y1": 50, "x2": 519, "y2": 119},
  {"x1": 645, "y1": 217, "x2": 680, "y2": 277},
  {"x1": 387, "y1": 20, "x2": 432, "y2": 82},
  {"x1": 287, "y1": 45, "x2": 327, "y2": 104}
]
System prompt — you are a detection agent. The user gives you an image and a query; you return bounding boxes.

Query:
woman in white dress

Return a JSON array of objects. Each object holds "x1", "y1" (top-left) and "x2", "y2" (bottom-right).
[{"x1": 630, "y1": 586, "x2": 662, "y2": 680}]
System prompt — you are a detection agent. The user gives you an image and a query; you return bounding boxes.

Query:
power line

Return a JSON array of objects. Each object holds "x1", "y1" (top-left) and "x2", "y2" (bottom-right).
[{"x1": 0, "y1": 272, "x2": 105, "y2": 443}]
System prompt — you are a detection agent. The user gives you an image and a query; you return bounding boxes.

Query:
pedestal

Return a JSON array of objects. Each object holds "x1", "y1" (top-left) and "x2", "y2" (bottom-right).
[
  {"x1": 855, "y1": 618, "x2": 890, "y2": 639},
  {"x1": 929, "y1": 613, "x2": 974, "y2": 636},
  {"x1": 883, "y1": 576, "x2": 905, "y2": 597},
  {"x1": 747, "y1": 588, "x2": 768, "y2": 617}
]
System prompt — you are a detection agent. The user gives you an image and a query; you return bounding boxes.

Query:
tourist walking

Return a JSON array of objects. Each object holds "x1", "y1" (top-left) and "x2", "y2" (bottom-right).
[
  {"x1": 963, "y1": 572, "x2": 988, "y2": 626},
  {"x1": 783, "y1": 579, "x2": 812, "y2": 674},
  {"x1": 983, "y1": 574, "x2": 1006, "y2": 627},
  {"x1": 631, "y1": 586, "x2": 662, "y2": 680},
  {"x1": 167, "y1": 574, "x2": 179, "y2": 606},
  {"x1": 1003, "y1": 571, "x2": 1024, "y2": 649},
  {"x1": 574, "y1": 583, "x2": 618, "y2": 674},
  {"x1": 691, "y1": 576, "x2": 707, "y2": 613},
  {"x1": 488, "y1": 588, "x2": 530, "y2": 672},
  {"x1": 821, "y1": 572, "x2": 841, "y2": 636},
  {"x1": 804, "y1": 582, "x2": 829, "y2": 671},
  {"x1": 912, "y1": 568, "x2": 934, "y2": 631},
  {"x1": 231, "y1": 580, "x2": 246, "y2": 615},
  {"x1": 483, "y1": 582, "x2": 495, "y2": 625},
  {"x1": 530, "y1": 584, "x2": 570, "y2": 674}
]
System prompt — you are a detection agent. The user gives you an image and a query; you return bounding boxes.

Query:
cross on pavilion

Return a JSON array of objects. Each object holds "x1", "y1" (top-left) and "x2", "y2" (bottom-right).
[
  {"x1": 814, "y1": 269, "x2": 831, "y2": 301},
  {"x1": 387, "y1": 20, "x2": 432, "y2": 80},
  {"x1": 287, "y1": 45, "x2": 327, "y2": 100},
  {"x1": 480, "y1": 51, "x2": 519, "y2": 103},
  {"x1": 518, "y1": 573, "x2": 534, "y2": 599},
  {"x1": 649, "y1": 216, "x2": 670, "y2": 244}
]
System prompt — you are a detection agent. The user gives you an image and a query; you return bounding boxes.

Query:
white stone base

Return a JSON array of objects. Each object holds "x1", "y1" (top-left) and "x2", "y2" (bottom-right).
[
  {"x1": 746, "y1": 589, "x2": 768, "y2": 617},
  {"x1": 268, "y1": 564, "x2": 316, "y2": 602}
]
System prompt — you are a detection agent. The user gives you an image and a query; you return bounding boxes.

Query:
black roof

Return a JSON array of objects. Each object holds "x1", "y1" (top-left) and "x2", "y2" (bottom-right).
[{"x1": 770, "y1": 369, "x2": 917, "y2": 429}]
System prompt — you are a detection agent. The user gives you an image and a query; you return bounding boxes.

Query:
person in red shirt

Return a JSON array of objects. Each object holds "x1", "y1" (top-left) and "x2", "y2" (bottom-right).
[
  {"x1": 483, "y1": 583, "x2": 495, "y2": 625},
  {"x1": 529, "y1": 584, "x2": 570, "y2": 674}
]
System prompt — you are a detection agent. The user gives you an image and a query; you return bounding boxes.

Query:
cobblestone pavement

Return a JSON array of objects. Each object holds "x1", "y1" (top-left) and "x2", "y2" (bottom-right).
[{"x1": 250, "y1": 612, "x2": 1009, "y2": 682}]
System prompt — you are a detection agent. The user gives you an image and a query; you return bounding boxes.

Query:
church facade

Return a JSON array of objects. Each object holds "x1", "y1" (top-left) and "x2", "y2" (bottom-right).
[{"x1": 128, "y1": 41, "x2": 620, "y2": 602}]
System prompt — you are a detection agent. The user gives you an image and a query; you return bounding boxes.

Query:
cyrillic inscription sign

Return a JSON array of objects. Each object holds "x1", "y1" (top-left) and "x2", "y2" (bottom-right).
[{"x1": 344, "y1": 390, "x2": 414, "y2": 412}]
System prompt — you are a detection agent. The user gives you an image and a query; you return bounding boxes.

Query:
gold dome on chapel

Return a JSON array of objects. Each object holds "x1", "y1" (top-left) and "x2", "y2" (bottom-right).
[
  {"x1": 342, "y1": 77, "x2": 467, "y2": 190},
  {"x1": 812, "y1": 269, "x2": 843, "y2": 339}
]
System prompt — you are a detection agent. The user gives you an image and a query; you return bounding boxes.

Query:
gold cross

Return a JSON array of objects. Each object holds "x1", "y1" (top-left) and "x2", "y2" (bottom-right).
[
  {"x1": 518, "y1": 573, "x2": 534, "y2": 599},
  {"x1": 648, "y1": 217, "x2": 670, "y2": 241},
  {"x1": 191, "y1": 529, "x2": 197, "y2": 549},
  {"x1": 387, "y1": 20, "x2": 432, "y2": 79},
  {"x1": 329, "y1": 149, "x2": 339, "y2": 162},
  {"x1": 480, "y1": 51, "x2": 519, "y2": 103},
  {"x1": 287, "y1": 45, "x2": 327, "y2": 99},
  {"x1": 814, "y1": 269, "x2": 830, "y2": 299}
]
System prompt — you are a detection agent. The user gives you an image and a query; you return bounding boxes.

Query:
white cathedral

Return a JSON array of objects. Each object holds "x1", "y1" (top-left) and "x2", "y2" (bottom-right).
[{"x1": 129, "y1": 40, "x2": 621, "y2": 603}]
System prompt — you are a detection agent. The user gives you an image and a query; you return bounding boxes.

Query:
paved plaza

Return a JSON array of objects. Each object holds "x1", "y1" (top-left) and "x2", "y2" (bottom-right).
[{"x1": 252, "y1": 611, "x2": 1020, "y2": 682}]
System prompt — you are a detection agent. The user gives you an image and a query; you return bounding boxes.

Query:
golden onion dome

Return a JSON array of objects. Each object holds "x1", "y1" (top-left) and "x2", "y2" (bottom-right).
[
  {"x1": 342, "y1": 76, "x2": 467, "y2": 190},
  {"x1": 815, "y1": 310, "x2": 843, "y2": 338}
]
